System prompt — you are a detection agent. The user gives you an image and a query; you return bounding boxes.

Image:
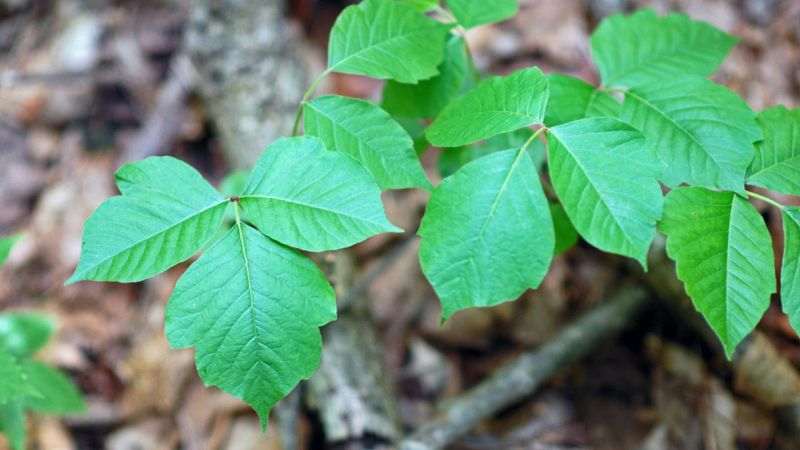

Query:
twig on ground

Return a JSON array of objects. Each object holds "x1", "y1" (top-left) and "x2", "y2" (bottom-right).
[
  {"x1": 307, "y1": 250, "x2": 403, "y2": 449},
  {"x1": 398, "y1": 286, "x2": 648, "y2": 450}
]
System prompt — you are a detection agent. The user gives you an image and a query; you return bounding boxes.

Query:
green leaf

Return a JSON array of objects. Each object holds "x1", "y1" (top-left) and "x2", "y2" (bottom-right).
[
  {"x1": 591, "y1": 9, "x2": 737, "y2": 88},
  {"x1": 240, "y1": 137, "x2": 401, "y2": 252},
  {"x1": 21, "y1": 362, "x2": 85, "y2": 414},
  {"x1": 419, "y1": 146, "x2": 554, "y2": 320},
  {"x1": 68, "y1": 157, "x2": 228, "y2": 284},
  {"x1": 438, "y1": 129, "x2": 543, "y2": 178},
  {"x1": 405, "y1": 0, "x2": 438, "y2": 12},
  {"x1": 747, "y1": 106, "x2": 800, "y2": 195},
  {"x1": 328, "y1": 0, "x2": 451, "y2": 83},
  {"x1": 621, "y1": 76, "x2": 761, "y2": 194},
  {"x1": 382, "y1": 35, "x2": 471, "y2": 119},
  {"x1": 550, "y1": 203, "x2": 578, "y2": 256},
  {"x1": 659, "y1": 187, "x2": 775, "y2": 358},
  {"x1": 548, "y1": 117, "x2": 663, "y2": 266},
  {"x1": 426, "y1": 67, "x2": 549, "y2": 147},
  {"x1": 115, "y1": 156, "x2": 224, "y2": 202},
  {"x1": 303, "y1": 95, "x2": 431, "y2": 191},
  {"x1": 782, "y1": 208, "x2": 800, "y2": 335},
  {"x1": 544, "y1": 74, "x2": 620, "y2": 126},
  {"x1": 445, "y1": 0, "x2": 518, "y2": 29},
  {"x1": 0, "y1": 400, "x2": 25, "y2": 450},
  {"x1": 165, "y1": 223, "x2": 336, "y2": 430},
  {"x1": 0, "y1": 349, "x2": 37, "y2": 404},
  {"x1": 220, "y1": 170, "x2": 250, "y2": 197},
  {"x1": 394, "y1": 116, "x2": 429, "y2": 156},
  {"x1": 0, "y1": 234, "x2": 21, "y2": 268},
  {"x1": 0, "y1": 313, "x2": 54, "y2": 357}
]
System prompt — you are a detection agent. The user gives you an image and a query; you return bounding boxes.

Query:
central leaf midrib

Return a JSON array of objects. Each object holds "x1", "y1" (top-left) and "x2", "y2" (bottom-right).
[
  {"x1": 748, "y1": 154, "x2": 800, "y2": 180},
  {"x1": 76, "y1": 200, "x2": 226, "y2": 278},
  {"x1": 234, "y1": 222, "x2": 266, "y2": 379},
  {"x1": 305, "y1": 102, "x2": 387, "y2": 161},
  {"x1": 625, "y1": 90, "x2": 725, "y2": 170},
  {"x1": 446, "y1": 109, "x2": 538, "y2": 122},
  {"x1": 723, "y1": 195, "x2": 736, "y2": 344},
  {"x1": 604, "y1": 31, "x2": 722, "y2": 86},
  {"x1": 329, "y1": 18, "x2": 442, "y2": 73},
  {"x1": 240, "y1": 194, "x2": 385, "y2": 227},
  {"x1": 551, "y1": 131, "x2": 637, "y2": 250},
  {"x1": 456, "y1": 148, "x2": 529, "y2": 290}
]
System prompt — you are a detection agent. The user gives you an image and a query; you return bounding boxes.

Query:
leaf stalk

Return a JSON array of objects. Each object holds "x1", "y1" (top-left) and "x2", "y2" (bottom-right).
[
  {"x1": 291, "y1": 69, "x2": 332, "y2": 137},
  {"x1": 746, "y1": 190, "x2": 784, "y2": 210}
]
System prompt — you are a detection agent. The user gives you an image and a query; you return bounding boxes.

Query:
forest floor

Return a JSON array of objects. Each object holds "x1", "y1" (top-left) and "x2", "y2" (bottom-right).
[{"x1": 1, "y1": 0, "x2": 800, "y2": 449}]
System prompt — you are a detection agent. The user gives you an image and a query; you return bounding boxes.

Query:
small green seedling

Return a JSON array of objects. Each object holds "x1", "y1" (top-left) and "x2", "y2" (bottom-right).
[{"x1": 1, "y1": 237, "x2": 87, "y2": 450}]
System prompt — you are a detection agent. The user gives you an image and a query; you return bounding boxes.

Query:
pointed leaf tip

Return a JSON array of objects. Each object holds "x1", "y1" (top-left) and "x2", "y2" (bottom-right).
[
  {"x1": 165, "y1": 225, "x2": 336, "y2": 424},
  {"x1": 660, "y1": 187, "x2": 775, "y2": 356},
  {"x1": 548, "y1": 118, "x2": 663, "y2": 265},
  {"x1": 70, "y1": 156, "x2": 228, "y2": 283},
  {"x1": 420, "y1": 148, "x2": 554, "y2": 317}
]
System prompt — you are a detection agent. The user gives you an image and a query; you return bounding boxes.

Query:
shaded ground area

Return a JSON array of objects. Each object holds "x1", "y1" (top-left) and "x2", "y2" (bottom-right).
[{"x1": 1, "y1": 0, "x2": 799, "y2": 449}]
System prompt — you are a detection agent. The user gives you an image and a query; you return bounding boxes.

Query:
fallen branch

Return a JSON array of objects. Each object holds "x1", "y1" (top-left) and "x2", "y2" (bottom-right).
[
  {"x1": 184, "y1": 0, "x2": 313, "y2": 170},
  {"x1": 399, "y1": 286, "x2": 648, "y2": 450},
  {"x1": 307, "y1": 250, "x2": 403, "y2": 449}
]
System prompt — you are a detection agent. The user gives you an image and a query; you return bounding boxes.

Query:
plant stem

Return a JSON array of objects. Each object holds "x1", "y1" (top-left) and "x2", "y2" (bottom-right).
[
  {"x1": 522, "y1": 127, "x2": 546, "y2": 152},
  {"x1": 600, "y1": 86, "x2": 628, "y2": 95},
  {"x1": 291, "y1": 69, "x2": 331, "y2": 137},
  {"x1": 434, "y1": 5, "x2": 480, "y2": 85},
  {"x1": 746, "y1": 190, "x2": 784, "y2": 210},
  {"x1": 233, "y1": 200, "x2": 242, "y2": 225},
  {"x1": 541, "y1": 178, "x2": 557, "y2": 199}
]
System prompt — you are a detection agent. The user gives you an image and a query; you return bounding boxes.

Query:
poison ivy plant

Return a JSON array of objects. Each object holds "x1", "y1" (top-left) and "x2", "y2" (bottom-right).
[
  {"x1": 544, "y1": 74, "x2": 620, "y2": 126},
  {"x1": 782, "y1": 208, "x2": 800, "y2": 334},
  {"x1": 620, "y1": 76, "x2": 761, "y2": 193},
  {"x1": 550, "y1": 203, "x2": 578, "y2": 256},
  {"x1": 239, "y1": 137, "x2": 401, "y2": 252},
  {"x1": 591, "y1": 8, "x2": 737, "y2": 88},
  {"x1": 419, "y1": 142, "x2": 554, "y2": 319},
  {"x1": 70, "y1": 0, "x2": 800, "y2": 431},
  {"x1": 382, "y1": 35, "x2": 472, "y2": 120},
  {"x1": 660, "y1": 188, "x2": 775, "y2": 357},
  {"x1": 548, "y1": 117, "x2": 663, "y2": 267},
  {"x1": 67, "y1": 157, "x2": 229, "y2": 283},
  {"x1": 70, "y1": 138, "x2": 397, "y2": 428},
  {"x1": 426, "y1": 67, "x2": 549, "y2": 147},
  {"x1": 303, "y1": 95, "x2": 432, "y2": 190},
  {"x1": 405, "y1": 0, "x2": 438, "y2": 12},
  {"x1": 165, "y1": 224, "x2": 336, "y2": 426},
  {"x1": 438, "y1": 128, "x2": 544, "y2": 178},
  {"x1": 445, "y1": 0, "x2": 518, "y2": 29},
  {"x1": 0, "y1": 312, "x2": 86, "y2": 450},
  {"x1": 327, "y1": 0, "x2": 451, "y2": 83},
  {"x1": 747, "y1": 106, "x2": 800, "y2": 195}
]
